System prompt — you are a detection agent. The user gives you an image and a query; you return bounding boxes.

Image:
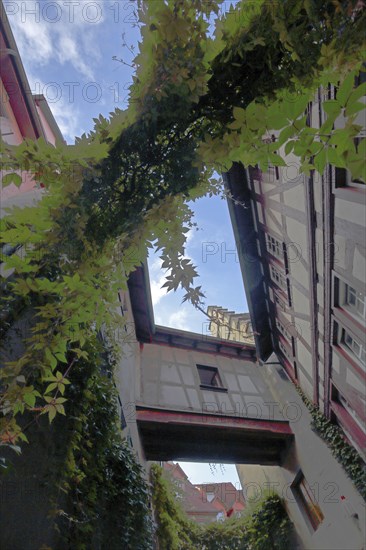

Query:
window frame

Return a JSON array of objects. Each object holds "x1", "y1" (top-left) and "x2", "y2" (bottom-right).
[
  {"x1": 197, "y1": 365, "x2": 227, "y2": 393},
  {"x1": 292, "y1": 471, "x2": 324, "y2": 531},
  {"x1": 269, "y1": 264, "x2": 287, "y2": 291},
  {"x1": 341, "y1": 328, "x2": 366, "y2": 368},
  {"x1": 345, "y1": 284, "x2": 366, "y2": 320},
  {"x1": 265, "y1": 233, "x2": 285, "y2": 261}
]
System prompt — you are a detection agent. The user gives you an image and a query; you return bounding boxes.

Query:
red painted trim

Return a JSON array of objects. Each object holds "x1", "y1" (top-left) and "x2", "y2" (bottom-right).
[
  {"x1": 336, "y1": 306, "x2": 366, "y2": 335},
  {"x1": 330, "y1": 401, "x2": 366, "y2": 452},
  {"x1": 280, "y1": 356, "x2": 297, "y2": 384},
  {"x1": 136, "y1": 407, "x2": 293, "y2": 436},
  {"x1": 331, "y1": 380, "x2": 365, "y2": 425},
  {"x1": 332, "y1": 344, "x2": 366, "y2": 382}
]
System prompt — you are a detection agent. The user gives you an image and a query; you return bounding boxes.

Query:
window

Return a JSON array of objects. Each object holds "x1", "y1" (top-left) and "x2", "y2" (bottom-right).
[
  {"x1": 334, "y1": 166, "x2": 365, "y2": 188},
  {"x1": 270, "y1": 264, "x2": 287, "y2": 290},
  {"x1": 274, "y1": 291, "x2": 286, "y2": 311},
  {"x1": 345, "y1": 284, "x2": 366, "y2": 320},
  {"x1": 265, "y1": 234, "x2": 284, "y2": 260},
  {"x1": 197, "y1": 365, "x2": 226, "y2": 391},
  {"x1": 279, "y1": 340, "x2": 292, "y2": 361},
  {"x1": 292, "y1": 472, "x2": 324, "y2": 531},
  {"x1": 337, "y1": 393, "x2": 365, "y2": 434},
  {"x1": 276, "y1": 318, "x2": 291, "y2": 341},
  {"x1": 342, "y1": 329, "x2": 366, "y2": 367}
]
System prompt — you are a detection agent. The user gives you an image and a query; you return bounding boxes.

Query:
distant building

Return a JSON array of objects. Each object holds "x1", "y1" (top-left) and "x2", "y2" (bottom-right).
[
  {"x1": 194, "y1": 481, "x2": 246, "y2": 518},
  {"x1": 207, "y1": 305, "x2": 254, "y2": 345},
  {"x1": 163, "y1": 462, "x2": 228, "y2": 524}
]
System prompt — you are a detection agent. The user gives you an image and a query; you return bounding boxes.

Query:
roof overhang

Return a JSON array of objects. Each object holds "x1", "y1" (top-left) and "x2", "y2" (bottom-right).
[
  {"x1": 0, "y1": 9, "x2": 45, "y2": 140},
  {"x1": 128, "y1": 262, "x2": 256, "y2": 361},
  {"x1": 224, "y1": 163, "x2": 273, "y2": 361},
  {"x1": 33, "y1": 94, "x2": 65, "y2": 144}
]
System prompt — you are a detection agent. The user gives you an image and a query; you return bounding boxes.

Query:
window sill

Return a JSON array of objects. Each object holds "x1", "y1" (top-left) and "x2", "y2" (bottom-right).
[{"x1": 199, "y1": 385, "x2": 228, "y2": 393}]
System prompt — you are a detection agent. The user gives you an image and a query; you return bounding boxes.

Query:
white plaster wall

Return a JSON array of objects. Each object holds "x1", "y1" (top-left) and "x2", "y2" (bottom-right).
[
  {"x1": 113, "y1": 290, "x2": 146, "y2": 463},
  {"x1": 286, "y1": 218, "x2": 309, "y2": 263},
  {"x1": 237, "y1": 358, "x2": 366, "y2": 550},
  {"x1": 139, "y1": 343, "x2": 283, "y2": 421},
  {"x1": 335, "y1": 198, "x2": 365, "y2": 223}
]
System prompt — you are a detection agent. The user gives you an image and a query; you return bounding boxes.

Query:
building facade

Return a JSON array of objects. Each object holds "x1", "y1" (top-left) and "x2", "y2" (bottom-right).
[
  {"x1": 224, "y1": 82, "x2": 366, "y2": 548},
  {"x1": 0, "y1": 4, "x2": 64, "y2": 206},
  {"x1": 224, "y1": 85, "x2": 365, "y2": 460}
]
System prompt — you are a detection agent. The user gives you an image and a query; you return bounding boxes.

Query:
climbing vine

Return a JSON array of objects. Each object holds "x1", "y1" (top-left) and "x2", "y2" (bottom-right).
[
  {"x1": 50, "y1": 338, "x2": 153, "y2": 549},
  {"x1": 296, "y1": 385, "x2": 366, "y2": 501}
]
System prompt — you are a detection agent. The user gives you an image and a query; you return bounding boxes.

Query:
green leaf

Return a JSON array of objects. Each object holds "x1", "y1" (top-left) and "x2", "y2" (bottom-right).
[
  {"x1": 44, "y1": 383, "x2": 58, "y2": 394},
  {"x1": 345, "y1": 101, "x2": 365, "y2": 117},
  {"x1": 347, "y1": 82, "x2": 366, "y2": 106},
  {"x1": 45, "y1": 349, "x2": 58, "y2": 370},
  {"x1": 1, "y1": 173, "x2": 22, "y2": 188},
  {"x1": 267, "y1": 112, "x2": 288, "y2": 130},
  {"x1": 48, "y1": 407, "x2": 57, "y2": 423},
  {"x1": 327, "y1": 148, "x2": 346, "y2": 168},
  {"x1": 286, "y1": 94, "x2": 310, "y2": 120},
  {"x1": 313, "y1": 149, "x2": 326, "y2": 175},
  {"x1": 337, "y1": 72, "x2": 356, "y2": 107},
  {"x1": 322, "y1": 100, "x2": 341, "y2": 117},
  {"x1": 278, "y1": 125, "x2": 296, "y2": 145},
  {"x1": 55, "y1": 352, "x2": 67, "y2": 364},
  {"x1": 23, "y1": 392, "x2": 36, "y2": 407},
  {"x1": 233, "y1": 106, "x2": 246, "y2": 123}
]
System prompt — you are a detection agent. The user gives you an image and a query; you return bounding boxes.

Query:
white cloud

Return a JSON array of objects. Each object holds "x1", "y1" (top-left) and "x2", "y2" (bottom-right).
[
  {"x1": 48, "y1": 97, "x2": 83, "y2": 143},
  {"x1": 167, "y1": 308, "x2": 190, "y2": 331},
  {"x1": 148, "y1": 257, "x2": 169, "y2": 307},
  {"x1": 24, "y1": 70, "x2": 83, "y2": 142},
  {"x1": 8, "y1": 0, "x2": 104, "y2": 81}
]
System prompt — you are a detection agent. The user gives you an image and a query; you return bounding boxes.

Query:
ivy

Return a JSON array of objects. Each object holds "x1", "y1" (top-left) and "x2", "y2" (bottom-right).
[
  {"x1": 296, "y1": 386, "x2": 366, "y2": 501},
  {"x1": 150, "y1": 463, "x2": 200, "y2": 549},
  {"x1": 51, "y1": 339, "x2": 154, "y2": 549}
]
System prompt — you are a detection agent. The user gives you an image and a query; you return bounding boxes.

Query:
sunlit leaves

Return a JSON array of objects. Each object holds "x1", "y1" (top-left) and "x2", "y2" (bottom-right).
[
  {"x1": 44, "y1": 371, "x2": 71, "y2": 396},
  {"x1": 42, "y1": 396, "x2": 67, "y2": 423}
]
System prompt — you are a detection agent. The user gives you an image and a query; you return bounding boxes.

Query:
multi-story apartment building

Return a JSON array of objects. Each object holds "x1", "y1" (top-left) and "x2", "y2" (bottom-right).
[
  {"x1": 224, "y1": 87, "x2": 365, "y2": 461},
  {"x1": 223, "y1": 84, "x2": 366, "y2": 548}
]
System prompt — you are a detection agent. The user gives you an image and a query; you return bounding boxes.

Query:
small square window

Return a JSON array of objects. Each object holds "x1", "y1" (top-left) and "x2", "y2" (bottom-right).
[
  {"x1": 345, "y1": 284, "x2": 366, "y2": 320},
  {"x1": 270, "y1": 264, "x2": 287, "y2": 290},
  {"x1": 265, "y1": 234, "x2": 284, "y2": 260},
  {"x1": 197, "y1": 365, "x2": 226, "y2": 391}
]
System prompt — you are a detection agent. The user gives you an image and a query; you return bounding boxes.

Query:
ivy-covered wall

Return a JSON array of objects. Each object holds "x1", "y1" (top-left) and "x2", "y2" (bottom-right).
[{"x1": 0, "y1": 337, "x2": 154, "y2": 550}]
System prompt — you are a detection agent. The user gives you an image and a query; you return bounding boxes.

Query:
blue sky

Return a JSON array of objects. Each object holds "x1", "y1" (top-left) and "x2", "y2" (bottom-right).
[{"x1": 7, "y1": 0, "x2": 246, "y2": 489}]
